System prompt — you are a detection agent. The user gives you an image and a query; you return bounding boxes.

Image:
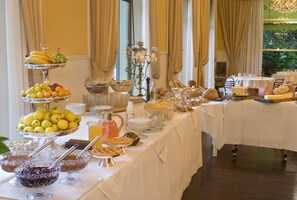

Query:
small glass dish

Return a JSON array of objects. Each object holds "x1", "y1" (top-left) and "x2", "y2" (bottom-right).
[
  {"x1": 0, "y1": 150, "x2": 36, "y2": 187},
  {"x1": 14, "y1": 160, "x2": 61, "y2": 200},
  {"x1": 51, "y1": 149, "x2": 90, "y2": 185},
  {"x1": 4, "y1": 137, "x2": 39, "y2": 151}
]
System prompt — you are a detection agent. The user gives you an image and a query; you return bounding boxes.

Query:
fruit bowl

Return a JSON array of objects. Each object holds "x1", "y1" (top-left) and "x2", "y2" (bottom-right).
[
  {"x1": 24, "y1": 63, "x2": 66, "y2": 70},
  {"x1": 110, "y1": 80, "x2": 133, "y2": 92},
  {"x1": 17, "y1": 127, "x2": 79, "y2": 138},
  {"x1": 84, "y1": 78, "x2": 110, "y2": 94},
  {"x1": 22, "y1": 95, "x2": 71, "y2": 103}
]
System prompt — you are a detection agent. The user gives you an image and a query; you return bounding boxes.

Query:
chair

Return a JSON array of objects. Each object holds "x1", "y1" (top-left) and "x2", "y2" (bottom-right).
[
  {"x1": 215, "y1": 76, "x2": 226, "y2": 94},
  {"x1": 273, "y1": 79, "x2": 284, "y2": 89},
  {"x1": 224, "y1": 77, "x2": 235, "y2": 95}
]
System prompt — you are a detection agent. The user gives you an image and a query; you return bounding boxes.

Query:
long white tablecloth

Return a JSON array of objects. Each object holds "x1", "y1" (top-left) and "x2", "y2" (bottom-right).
[
  {"x1": 200, "y1": 100, "x2": 297, "y2": 153},
  {"x1": 0, "y1": 104, "x2": 203, "y2": 200},
  {"x1": 233, "y1": 76, "x2": 275, "y2": 88}
]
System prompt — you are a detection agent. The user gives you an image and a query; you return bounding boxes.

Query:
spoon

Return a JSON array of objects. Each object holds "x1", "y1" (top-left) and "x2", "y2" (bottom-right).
[
  {"x1": 48, "y1": 144, "x2": 79, "y2": 169},
  {"x1": 27, "y1": 138, "x2": 56, "y2": 158},
  {"x1": 76, "y1": 135, "x2": 101, "y2": 159}
]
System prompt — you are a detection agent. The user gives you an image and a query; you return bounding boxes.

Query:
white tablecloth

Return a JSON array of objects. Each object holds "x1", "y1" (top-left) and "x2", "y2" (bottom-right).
[
  {"x1": 224, "y1": 100, "x2": 297, "y2": 151},
  {"x1": 233, "y1": 76, "x2": 275, "y2": 88},
  {"x1": 0, "y1": 104, "x2": 203, "y2": 200},
  {"x1": 272, "y1": 72, "x2": 297, "y2": 84}
]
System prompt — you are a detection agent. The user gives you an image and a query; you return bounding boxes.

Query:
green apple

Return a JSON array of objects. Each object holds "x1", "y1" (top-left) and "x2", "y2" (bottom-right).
[
  {"x1": 34, "y1": 83, "x2": 40, "y2": 88},
  {"x1": 60, "y1": 113, "x2": 65, "y2": 119},
  {"x1": 34, "y1": 86, "x2": 41, "y2": 92},
  {"x1": 24, "y1": 126, "x2": 34, "y2": 132},
  {"x1": 74, "y1": 115, "x2": 81, "y2": 124},
  {"x1": 19, "y1": 116, "x2": 25, "y2": 124},
  {"x1": 40, "y1": 83, "x2": 47, "y2": 89},
  {"x1": 44, "y1": 112, "x2": 51, "y2": 120},
  {"x1": 51, "y1": 114, "x2": 61, "y2": 124},
  {"x1": 34, "y1": 126, "x2": 45, "y2": 133},
  {"x1": 20, "y1": 90, "x2": 26, "y2": 97},
  {"x1": 23, "y1": 115, "x2": 34, "y2": 126},
  {"x1": 41, "y1": 120, "x2": 52, "y2": 129},
  {"x1": 52, "y1": 124, "x2": 58, "y2": 132},
  {"x1": 37, "y1": 107, "x2": 47, "y2": 113},
  {"x1": 17, "y1": 123, "x2": 26, "y2": 131},
  {"x1": 68, "y1": 121, "x2": 78, "y2": 129},
  {"x1": 66, "y1": 113, "x2": 76, "y2": 122},
  {"x1": 31, "y1": 119, "x2": 41, "y2": 128},
  {"x1": 36, "y1": 92, "x2": 44, "y2": 98},
  {"x1": 57, "y1": 119, "x2": 68, "y2": 130},
  {"x1": 50, "y1": 107, "x2": 61, "y2": 115},
  {"x1": 30, "y1": 93, "x2": 37, "y2": 98},
  {"x1": 63, "y1": 110, "x2": 71, "y2": 116},
  {"x1": 34, "y1": 111, "x2": 44, "y2": 121},
  {"x1": 45, "y1": 127, "x2": 55, "y2": 133}
]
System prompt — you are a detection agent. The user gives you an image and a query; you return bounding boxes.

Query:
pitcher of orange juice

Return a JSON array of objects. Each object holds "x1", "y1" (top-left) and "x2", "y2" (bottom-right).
[{"x1": 87, "y1": 121, "x2": 109, "y2": 148}]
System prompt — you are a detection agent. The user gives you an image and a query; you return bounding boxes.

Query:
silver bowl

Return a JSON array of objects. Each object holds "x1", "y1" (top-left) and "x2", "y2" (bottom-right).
[
  {"x1": 110, "y1": 80, "x2": 133, "y2": 92},
  {"x1": 85, "y1": 84, "x2": 109, "y2": 94}
]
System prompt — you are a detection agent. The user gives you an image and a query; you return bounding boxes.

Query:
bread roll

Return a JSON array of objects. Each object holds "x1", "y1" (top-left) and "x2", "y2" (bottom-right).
[
  {"x1": 258, "y1": 86, "x2": 273, "y2": 97},
  {"x1": 202, "y1": 88, "x2": 219, "y2": 100}
]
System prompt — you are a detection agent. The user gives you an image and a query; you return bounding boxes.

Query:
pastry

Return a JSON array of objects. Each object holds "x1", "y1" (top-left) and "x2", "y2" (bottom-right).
[
  {"x1": 104, "y1": 137, "x2": 134, "y2": 146},
  {"x1": 90, "y1": 146, "x2": 123, "y2": 157}
]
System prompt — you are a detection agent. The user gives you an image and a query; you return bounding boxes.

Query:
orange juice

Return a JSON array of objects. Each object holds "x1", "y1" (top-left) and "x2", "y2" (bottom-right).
[{"x1": 88, "y1": 123, "x2": 102, "y2": 148}]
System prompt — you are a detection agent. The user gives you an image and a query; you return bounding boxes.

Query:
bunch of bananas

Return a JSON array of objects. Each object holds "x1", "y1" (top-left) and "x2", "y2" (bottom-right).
[{"x1": 25, "y1": 51, "x2": 56, "y2": 64}]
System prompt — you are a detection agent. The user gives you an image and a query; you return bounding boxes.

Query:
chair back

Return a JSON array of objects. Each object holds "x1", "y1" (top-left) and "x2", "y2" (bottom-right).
[
  {"x1": 224, "y1": 77, "x2": 235, "y2": 95},
  {"x1": 273, "y1": 79, "x2": 284, "y2": 89}
]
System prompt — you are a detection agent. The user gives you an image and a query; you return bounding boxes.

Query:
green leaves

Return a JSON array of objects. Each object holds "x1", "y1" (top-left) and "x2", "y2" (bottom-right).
[{"x1": 0, "y1": 136, "x2": 10, "y2": 154}]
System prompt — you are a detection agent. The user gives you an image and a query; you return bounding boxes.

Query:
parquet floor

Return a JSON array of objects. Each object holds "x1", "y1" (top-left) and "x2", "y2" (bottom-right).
[{"x1": 182, "y1": 133, "x2": 297, "y2": 200}]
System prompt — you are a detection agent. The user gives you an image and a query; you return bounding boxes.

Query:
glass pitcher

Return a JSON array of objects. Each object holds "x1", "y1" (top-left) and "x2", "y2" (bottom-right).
[
  {"x1": 87, "y1": 121, "x2": 109, "y2": 148},
  {"x1": 97, "y1": 111, "x2": 124, "y2": 139}
]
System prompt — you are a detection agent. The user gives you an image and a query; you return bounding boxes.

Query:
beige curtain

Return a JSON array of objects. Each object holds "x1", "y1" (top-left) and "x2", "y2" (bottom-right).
[
  {"x1": 168, "y1": 0, "x2": 183, "y2": 81},
  {"x1": 20, "y1": 0, "x2": 44, "y2": 84},
  {"x1": 90, "y1": 0, "x2": 118, "y2": 81},
  {"x1": 237, "y1": 0, "x2": 263, "y2": 75},
  {"x1": 193, "y1": 0, "x2": 210, "y2": 87},
  {"x1": 150, "y1": 0, "x2": 160, "y2": 79},
  {"x1": 218, "y1": 0, "x2": 252, "y2": 76}
]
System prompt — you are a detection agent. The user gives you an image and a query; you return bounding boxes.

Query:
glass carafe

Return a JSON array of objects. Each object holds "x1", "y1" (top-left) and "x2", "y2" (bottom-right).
[
  {"x1": 87, "y1": 121, "x2": 109, "y2": 148},
  {"x1": 98, "y1": 111, "x2": 124, "y2": 139}
]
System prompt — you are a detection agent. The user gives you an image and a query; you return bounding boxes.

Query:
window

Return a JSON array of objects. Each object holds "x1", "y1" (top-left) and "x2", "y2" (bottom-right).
[
  {"x1": 263, "y1": 1, "x2": 297, "y2": 76},
  {"x1": 115, "y1": 0, "x2": 133, "y2": 80}
]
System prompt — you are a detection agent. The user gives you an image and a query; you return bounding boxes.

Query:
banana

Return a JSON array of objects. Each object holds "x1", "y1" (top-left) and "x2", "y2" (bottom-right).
[
  {"x1": 25, "y1": 56, "x2": 50, "y2": 64},
  {"x1": 30, "y1": 51, "x2": 56, "y2": 63}
]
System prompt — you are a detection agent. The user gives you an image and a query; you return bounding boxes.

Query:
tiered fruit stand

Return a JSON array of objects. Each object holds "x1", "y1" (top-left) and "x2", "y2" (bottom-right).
[{"x1": 17, "y1": 62, "x2": 79, "y2": 138}]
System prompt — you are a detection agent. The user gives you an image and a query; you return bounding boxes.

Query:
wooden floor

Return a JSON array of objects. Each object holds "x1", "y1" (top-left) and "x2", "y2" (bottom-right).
[{"x1": 182, "y1": 133, "x2": 297, "y2": 200}]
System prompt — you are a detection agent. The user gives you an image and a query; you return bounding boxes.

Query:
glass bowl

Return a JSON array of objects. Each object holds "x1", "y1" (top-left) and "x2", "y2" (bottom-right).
[
  {"x1": 0, "y1": 150, "x2": 36, "y2": 187},
  {"x1": 51, "y1": 149, "x2": 90, "y2": 185},
  {"x1": 127, "y1": 117, "x2": 153, "y2": 131},
  {"x1": 14, "y1": 161, "x2": 60, "y2": 199},
  {"x1": 110, "y1": 80, "x2": 133, "y2": 92}
]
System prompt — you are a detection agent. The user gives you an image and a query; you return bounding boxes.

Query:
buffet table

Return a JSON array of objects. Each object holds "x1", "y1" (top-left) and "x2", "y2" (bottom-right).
[
  {"x1": 271, "y1": 72, "x2": 297, "y2": 84},
  {"x1": 200, "y1": 100, "x2": 297, "y2": 155},
  {"x1": 0, "y1": 104, "x2": 203, "y2": 200},
  {"x1": 233, "y1": 76, "x2": 275, "y2": 88}
]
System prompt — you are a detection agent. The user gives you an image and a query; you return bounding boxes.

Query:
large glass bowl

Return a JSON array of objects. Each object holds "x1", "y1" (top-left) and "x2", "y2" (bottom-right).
[
  {"x1": 51, "y1": 149, "x2": 90, "y2": 185},
  {"x1": 14, "y1": 161, "x2": 61, "y2": 200}
]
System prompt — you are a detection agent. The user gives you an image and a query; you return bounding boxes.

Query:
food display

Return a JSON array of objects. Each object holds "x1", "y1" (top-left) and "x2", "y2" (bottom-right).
[
  {"x1": 0, "y1": 150, "x2": 34, "y2": 173},
  {"x1": 247, "y1": 88, "x2": 259, "y2": 96},
  {"x1": 127, "y1": 117, "x2": 153, "y2": 131},
  {"x1": 25, "y1": 49, "x2": 67, "y2": 65},
  {"x1": 90, "y1": 146, "x2": 123, "y2": 157},
  {"x1": 231, "y1": 87, "x2": 248, "y2": 96},
  {"x1": 155, "y1": 86, "x2": 169, "y2": 100},
  {"x1": 123, "y1": 132, "x2": 140, "y2": 146},
  {"x1": 5, "y1": 138, "x2": 38, "y2": 151},
  {"x1": 17, "y1": 106, "x2": 81, "y2": 136},
  {"x1": 104, "y1": 137, "x2": 134, "y2": 147},
  {"x1": 110, "y1": 80, "x2": 133, "y2": 92},
  {"x1": 14, "y1": 161, "x2": 60, "y2": 199},
  {"x1": 202, "y1": 88, "x2": 219, "y2": 100},
  {"x1": 21, "y1": 83, "x2": 71, "y2": 101},
  {"x1": 183, "y1": 86, "x2": 204, "y2": 99},
  {"x1": 264, "y1": 93, "x2": 293, "y2": 100}
]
